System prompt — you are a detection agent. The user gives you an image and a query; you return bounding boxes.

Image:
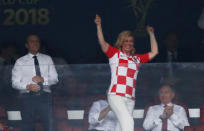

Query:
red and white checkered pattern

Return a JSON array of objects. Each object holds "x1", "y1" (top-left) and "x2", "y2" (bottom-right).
[
  {"x1": 109, "y1": 52, "x2": 139, "y2": 100},
  {"x1": 105, "y1": 45, "x2": 149, "y2": 100}
]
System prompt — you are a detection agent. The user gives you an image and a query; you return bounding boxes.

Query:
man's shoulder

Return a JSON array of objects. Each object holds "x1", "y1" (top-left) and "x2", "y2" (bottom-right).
[
  {"x1": 151, "y1": 104, "x2": 184, "y2": 108},
  {"x1": 16, "y1": 53, "x2": 52, "y2": 63},
  {"x1": 94, "y1": 99, "x2": 107, "y2": 104},
  {"x1": 173, "y1": 104, "x2": 185, "y2": 110},
  {"x1": 147, "y1": 105, "x2": 161, "y2": 112},
  {"x1": 38, "y1": 53, "x2": 52, "y2": 59},
  {"x1": 151, "y1": 105, "x2": 161, "y2": 109},
  {"x1": 16, "y1": 54, "x2": 29, "y2": 62},
  {"x1": 92, "y1": 100, "x2": 108, "y2": 108}
]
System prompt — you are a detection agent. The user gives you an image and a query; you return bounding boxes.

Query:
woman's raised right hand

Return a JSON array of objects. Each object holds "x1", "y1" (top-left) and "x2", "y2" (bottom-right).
[{"x1": 94, "y1": 14, "x2": 101, "y2": 25}]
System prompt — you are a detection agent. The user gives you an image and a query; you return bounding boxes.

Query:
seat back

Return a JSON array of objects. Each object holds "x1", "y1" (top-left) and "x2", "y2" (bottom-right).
[{"x1": 184, "y1": 126, "x2": 195, "y2": 131}]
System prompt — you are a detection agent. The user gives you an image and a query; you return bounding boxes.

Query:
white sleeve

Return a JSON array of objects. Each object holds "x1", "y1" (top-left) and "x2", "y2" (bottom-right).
[
  {"x1": 12, "y1": 59, "x2": 27, "y2": 90},
  {"x1": 88, "y1": 101, "x2": 104, "y2": 125},
  {"x1": 47, "y1": 56, "x2": 58, "y2": 86},
  {"x1": 143, "y1": 106, "x2": 162, "y2": 130},
  {"x1": 198, "y1": 8, "x2": 204, "y2": 29},
  {"x1": 169, "y1": 107, "x2": 190, "y2": 130}
]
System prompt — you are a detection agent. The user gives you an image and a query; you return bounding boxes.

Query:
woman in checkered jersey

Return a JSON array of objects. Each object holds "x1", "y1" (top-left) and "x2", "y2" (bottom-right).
[{"x1": 94, "y1": 14, "x2": 159, "y2": 131}]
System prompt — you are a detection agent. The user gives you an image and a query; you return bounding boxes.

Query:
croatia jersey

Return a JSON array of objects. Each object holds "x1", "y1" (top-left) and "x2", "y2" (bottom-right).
[{"x1": 105, "y1": 45, "x2": 149, "y2": 100}]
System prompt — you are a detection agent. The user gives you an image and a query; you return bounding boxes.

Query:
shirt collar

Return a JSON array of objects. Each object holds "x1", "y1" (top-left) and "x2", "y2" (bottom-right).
[
  {"x1": 28, "y1": 52, "x2": 40, "y2": 58},
  {"x1": 160, "y1": 102, "x2": 173, "y2": 107}
]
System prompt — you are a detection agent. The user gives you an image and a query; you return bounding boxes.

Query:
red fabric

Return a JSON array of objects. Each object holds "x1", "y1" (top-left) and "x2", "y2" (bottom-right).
[
  {"x1": 133, "y1": 79, "x2": 136, "y2": 88},
  {"x1": 105, "y1": 45, "x2": 119, "y2": 58},
  {"x1": 194, "y1": 125, "x2": 204, "y2": 131},
  {"x1": 115, "y1": 93, "x2": 125, "y2": 96},
  {"x1": 127, "y1": 68, "x2": 136, "y2": 78},
  {"x1": 126, "y1": 86, "x2": 133, "y2": 95},
  {"x1": 184, "y1": 126, "x2": 195, "y2": 131},
  {"x1": 184, "y1": 125, "x2": 204, "y2": 131},
  {"x1": 117, "y1": 76, "x2": 126, "y2": 85},
  {"x1": 135, "y1": 53, "x2": 150, "y2": 63},
  {"x1": 134, "y1": 128, "x2": 145, "y2": 131},
  {"x1": 3, "y1": 128, "x2": 8, "y2": 131},
  {"x1": 119, "y1": 59, "x2": 128, "y2": 67},
  {"x1": 111, "y1": 84, "x2": 117, "y2": 92},
  {"x1": 200, "y1": 105, "x2": 204, "y2": 123}
]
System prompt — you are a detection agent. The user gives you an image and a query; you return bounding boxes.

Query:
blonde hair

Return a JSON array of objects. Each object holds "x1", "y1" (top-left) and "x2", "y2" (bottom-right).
[{"x1": 115, "y1": 30, "x2": 135, "y2": 55}]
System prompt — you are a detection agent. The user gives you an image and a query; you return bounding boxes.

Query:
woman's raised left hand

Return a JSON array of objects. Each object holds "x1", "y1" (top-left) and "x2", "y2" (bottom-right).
[{"x1": 146, "y1": 26, "x2": 155, "y2": 35}]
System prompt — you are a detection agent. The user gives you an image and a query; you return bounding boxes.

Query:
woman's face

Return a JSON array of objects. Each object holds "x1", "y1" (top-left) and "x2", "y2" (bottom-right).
[{"x1": 121, "y1": 36, "x2": 134, "y2": 54}]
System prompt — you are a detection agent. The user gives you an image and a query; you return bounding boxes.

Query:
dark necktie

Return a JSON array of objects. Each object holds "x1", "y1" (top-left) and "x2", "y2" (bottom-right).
[
  {"x1": 162, "y1": 105, "x2": 168, "y2": 131},
  {"x1": 33, "y1": 56, "x2": 41, "y2": 76},
  {"x1": 32, "y1": 56, "x2": 44, "y2": 95}
]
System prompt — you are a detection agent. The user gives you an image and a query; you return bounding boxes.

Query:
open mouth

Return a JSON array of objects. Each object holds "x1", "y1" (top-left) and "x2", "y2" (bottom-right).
[{"x1": 124, "y1": 45, "x2": 132, "y2": 50}]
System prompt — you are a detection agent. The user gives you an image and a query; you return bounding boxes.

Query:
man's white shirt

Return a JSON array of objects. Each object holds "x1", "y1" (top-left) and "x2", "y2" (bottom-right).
[
  {"x1": 12, "y1": 53, "x2": 58, "y2": 93},
  {"x1": 88, "y1": 100, "x2": 117, "y2": 131},
  {"x1": 143, "y1": 103, "x2": 189, "y2": 131}
]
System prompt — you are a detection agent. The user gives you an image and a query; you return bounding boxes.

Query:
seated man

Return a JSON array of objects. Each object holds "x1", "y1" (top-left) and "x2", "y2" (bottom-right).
[
  {"x1": 88, "y1": 98, "x2": 117, "y2": 131},
  {"x1": 143, "y1": 84, "x2": 189, "y2": 131}
]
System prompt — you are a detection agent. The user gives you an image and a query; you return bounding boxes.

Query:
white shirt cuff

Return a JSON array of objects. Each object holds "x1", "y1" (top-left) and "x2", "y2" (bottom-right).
[{"x1": 96, "y1": 113, "x2": 104, "y2": 124}]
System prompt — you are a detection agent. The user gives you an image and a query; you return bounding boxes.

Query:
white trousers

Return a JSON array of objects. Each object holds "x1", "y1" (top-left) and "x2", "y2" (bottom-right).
[{"x1": 108, "y1": 95, "x2": 135, "y2": 131}]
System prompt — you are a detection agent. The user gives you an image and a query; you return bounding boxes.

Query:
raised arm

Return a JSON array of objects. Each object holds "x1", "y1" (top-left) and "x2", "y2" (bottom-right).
[
  {"x1": 94, "y1": 14, "x2": 109, "y2": 53},
  {"x1": 146, "y1": 26, "x2": 159, "y2": 60}
]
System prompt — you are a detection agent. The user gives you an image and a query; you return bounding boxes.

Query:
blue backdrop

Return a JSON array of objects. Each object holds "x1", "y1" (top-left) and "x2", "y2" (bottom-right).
[{"x1": 0, "y1": 0, "x2": 203, "y2": 63}]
